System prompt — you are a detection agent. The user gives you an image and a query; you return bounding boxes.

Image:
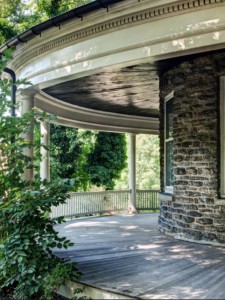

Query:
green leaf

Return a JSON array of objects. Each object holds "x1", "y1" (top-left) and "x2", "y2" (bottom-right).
[
  {"x1": 17, "y1": 251, "x2": 27, "y2": 257},
  {"x1": 57, "y1": 243, "x2": 62, "y2": 249},
  {"x1": 27, "y1": 268, "x2": 35, "y2": 274}
]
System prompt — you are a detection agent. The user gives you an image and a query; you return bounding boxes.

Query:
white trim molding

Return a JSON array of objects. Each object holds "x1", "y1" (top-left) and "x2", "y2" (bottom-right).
[
  {"x1": 34, "y1": 91, "x2": 159, "y2": 134},
  {"x1": 164, "y1": 91, "x2": 174, "y2": 194},
  {"x1": 10, "y1": 0, "x2": 225, "y2": 90},
  {"x1": 220, "y1": 76, "x2": 225, "y2": 198},
  {"x1": 12, "y1": 0, "x2": 225, "y2": 72}
]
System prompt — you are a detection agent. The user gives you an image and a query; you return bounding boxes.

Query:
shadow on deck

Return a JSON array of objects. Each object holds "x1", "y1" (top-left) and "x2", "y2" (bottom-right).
[{"x1": 54, "y1": 213, "x2": 225, "y2": 299}]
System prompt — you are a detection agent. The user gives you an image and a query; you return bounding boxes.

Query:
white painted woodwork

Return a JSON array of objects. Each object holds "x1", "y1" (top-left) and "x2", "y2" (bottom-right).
[
  {"x1": 164, "y1": 91, "x2": 174, "y2": 194},
  {"x1": 11, "y1": 2, "x2": 225, "y2": 90},
  {"x1": 40, "y1": 121, "x2": 50, "y2": 180},
  {"x1": 34, "y1": 91, "x2": 159, "y2": 134},
  {"x1": 220, "y1": 77, "x2": 225, "y2": 198},
  {"x1": 18, "y1": 90, "x2": 35, "y2": 181},
  {"x1": 50, "y1": 190, "x2": 159, "y2": 218},
  {"x1": 128, "y1": 133, "x2": 137, "y2": 211},
  {"x1": 59, "y1": 280, "x2": 134, "y2": 300},
  {"x1": 51, "y1": 190, "x2": 130, "y2": 218}
]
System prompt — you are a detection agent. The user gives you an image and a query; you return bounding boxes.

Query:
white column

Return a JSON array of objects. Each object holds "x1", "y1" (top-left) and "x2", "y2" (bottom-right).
[
  {"x1": 19, "y1": 90, "x2": 35, "y2": 181},
  {"x1": 40, "y1": 121, "x2": 50, "y2": 181},
  {"x1": 128, "y1": 133, "x2": 137, "y2": 213}
]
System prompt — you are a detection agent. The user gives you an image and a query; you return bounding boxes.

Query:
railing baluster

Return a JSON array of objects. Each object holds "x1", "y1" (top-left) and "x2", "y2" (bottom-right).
[{"x1": 50, "y1": 189, "x2": 160, "y2": 218}]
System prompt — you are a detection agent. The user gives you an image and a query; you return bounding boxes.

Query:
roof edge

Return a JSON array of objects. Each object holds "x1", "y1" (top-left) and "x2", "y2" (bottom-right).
[{"x1": 0, "y1": 0, "x2": 124, "y2": 54}]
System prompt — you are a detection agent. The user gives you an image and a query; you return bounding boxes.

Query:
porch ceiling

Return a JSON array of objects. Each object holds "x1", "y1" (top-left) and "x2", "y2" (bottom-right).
[{"x1": 43, "y1": 64, "x2": 159, "y2": 118}]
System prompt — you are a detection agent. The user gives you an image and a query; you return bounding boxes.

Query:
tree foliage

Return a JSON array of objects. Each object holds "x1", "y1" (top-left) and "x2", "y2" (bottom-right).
[
  {"x1": 50, "y1": 126, "x2": 98, "y2": 191},
  {"x1": 38, "y1": 0, "x2": 91, "y2": 18},
  {"x1": 50, "y1": 127, "x2": 128, "y2": 192},
  {"x1": 0, "y1": 0, "x2": 92, "y2": 45},
  {"x1": 136, "y1": 134, "x2": 160, "y2": 190},
  {"x1": 74, "y1": 130, "x2": 96, "y2": 191},
  {"x1": 50, "y1": 124, "x2": 82, "y2": 180},
  {"x1": 0, "y1": 0, "x2": 43, "y2": 45},
  {"x1": 86, "y1": 132, "x2": 127, "y2": 190},
  {"x1": 0, "y1": 50, "x2": 77, "y2": 299},
  {"x1": 114, "y1": 134, "x2": 160, "y2": 190}
]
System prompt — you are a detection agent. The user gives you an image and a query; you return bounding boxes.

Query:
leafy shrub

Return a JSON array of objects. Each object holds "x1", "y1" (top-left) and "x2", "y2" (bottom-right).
[{"x1": 0, "y1": 49, "x2": 78, "y2": 299}]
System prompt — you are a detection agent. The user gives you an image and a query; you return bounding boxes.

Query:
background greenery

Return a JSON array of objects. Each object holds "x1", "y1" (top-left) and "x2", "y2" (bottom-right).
[{"x1": 114, "y1": 134, "x2": 160, "y2": 190}]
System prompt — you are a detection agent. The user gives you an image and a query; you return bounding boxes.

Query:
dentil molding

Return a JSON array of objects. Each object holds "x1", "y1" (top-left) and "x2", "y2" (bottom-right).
[{"x1": 11, "y1": 0, "x2": 225, "y2": 72}]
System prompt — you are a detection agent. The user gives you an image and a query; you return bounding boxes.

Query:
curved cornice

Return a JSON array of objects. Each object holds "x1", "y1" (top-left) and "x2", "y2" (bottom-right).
[
  {"x1": 11, "y1": 0, "x2": 225, "y2": 73},
  {"x1": 34, "y1": 91, "x2": 159, "y2": 134}
]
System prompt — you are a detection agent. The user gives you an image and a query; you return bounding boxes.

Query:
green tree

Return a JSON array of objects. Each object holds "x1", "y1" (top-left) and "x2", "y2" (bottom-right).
[
  {"x1": 50, "y1": 124, "x2": 82, "y2": 180},
  {"x1": 0, "y1": 0, "x2": 44, "y2": 45},
  {"x1": 136, "y1": 134, "x2": 160, "y2": 190},
  {"x1": 0, "y1": 0, "x2": 20, "y2": 44},
  {"x1": 49, "y1": 126, "x2": 99, "y2": 192},
  {"x1": 74, "y1": 129, "x2": 96, "y2": 191},
  {"x1": 86, "y1": 132, "x2": 127, "y2": 190},
  {"x1": 114, "y1": 134, "x2": 160, "y2": 190},
  {"x1": 38, "y1": 0, "x2": 91, "y2": 18},
  {"x1": 0, "y1": 0, "x2": 92, "y2": 45},
  {"x1": 0, "y1": 19, "x2": 17, "y2": 45}
]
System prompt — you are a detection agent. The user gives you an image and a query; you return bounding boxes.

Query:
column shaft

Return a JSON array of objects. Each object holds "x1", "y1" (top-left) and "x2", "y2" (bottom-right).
[
  {"x1": 19, "y1": 91, "x2": 35, "y2": 181},
  {"x1": 128, "y1": 133, "x2": 137, "y2": 212},
  {"x1": 40, "y1": 121, "x2": 50, "y2": 181}
]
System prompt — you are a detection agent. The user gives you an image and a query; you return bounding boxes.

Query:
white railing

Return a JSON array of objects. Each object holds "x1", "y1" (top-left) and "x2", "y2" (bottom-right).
[
  {"x1": 51, "y1": 190, "x2": 130, "y2": 218},
  {"x1": 50, "y1": 189, "x2": 159, "y2": 218},
  {"x1": 136, "y1": 189, "x2": 159, "y2": 211}
]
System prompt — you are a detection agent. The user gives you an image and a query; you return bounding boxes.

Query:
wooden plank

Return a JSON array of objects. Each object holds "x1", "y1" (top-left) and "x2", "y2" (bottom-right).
[{"x1": 54, "y1": 213, "x2": 225, "y2": 299}]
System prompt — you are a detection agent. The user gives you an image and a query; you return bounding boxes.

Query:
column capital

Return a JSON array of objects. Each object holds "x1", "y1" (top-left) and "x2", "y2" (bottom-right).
[{"x1": 17, "y1": 88, "x2": 37, "y2": 101}]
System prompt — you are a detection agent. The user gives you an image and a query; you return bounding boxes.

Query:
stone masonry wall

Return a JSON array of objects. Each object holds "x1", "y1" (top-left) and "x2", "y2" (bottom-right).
[{"x1": 158, "y1": 51, "x2": 225, "y2": 245}]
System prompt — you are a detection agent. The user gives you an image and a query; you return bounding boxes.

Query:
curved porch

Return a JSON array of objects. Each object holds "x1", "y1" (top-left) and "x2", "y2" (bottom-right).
[{"x1": 54, "y1": 213, "x2": 225, "y2": 299}]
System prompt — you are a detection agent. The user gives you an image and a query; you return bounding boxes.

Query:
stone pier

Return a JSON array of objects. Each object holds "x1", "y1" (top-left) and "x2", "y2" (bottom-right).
[{"x1": 158, "y1": 50, "x2": 225, "y2": 245}]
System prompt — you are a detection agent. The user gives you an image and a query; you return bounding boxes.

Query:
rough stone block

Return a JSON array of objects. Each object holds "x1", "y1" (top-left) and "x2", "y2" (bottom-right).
[
  {"x1": 183, "y1": 204, "x2": 198, "y2": 210},
  {"x1": 188, "y1": 211, "x2": 202, "y2": 217},
  {"x1": 196, "y1": 218, "x2": 213, "y2": 225},
  {"x1": 190, "y1": 223, "x2": 205, "y2": 231},
  {"x1": 176, "y1": 221, "x2": 190, "y2": 228},
  {"x1": 182, "y1": 216, "x2": 195, "y2": 223},
  {"x1": 202, "y1": 232, "x2": 217, "y2": 241},
  {"x1": 173, "y1": 203, "x2": 183, "y2": 208},
  {"x1": 186, "y1": 229, "x2": 203, "y2": 240},
  {"x1": 217, "y1": 234, "x2": 225, "y2": 244},
  {"x1": 214, "y1": 225, "x2": 225, "y2": 233}
]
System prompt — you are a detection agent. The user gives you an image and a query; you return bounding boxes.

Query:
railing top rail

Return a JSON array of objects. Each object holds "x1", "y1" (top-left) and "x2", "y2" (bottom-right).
[
  {"x1": 136, "y1": 189, "x2": 160, "y2": 192},
  {"x1": 68, "y1": 190, "x2": 160, "y2": 196},
  {"x1": 69, "y1": 190, "x2": 131, "y2": 195}
]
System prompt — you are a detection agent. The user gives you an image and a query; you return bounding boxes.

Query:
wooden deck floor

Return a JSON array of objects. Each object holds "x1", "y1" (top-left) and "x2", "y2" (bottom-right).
[{"x1": 54, "y1": 213, "x2": 225, "y2": 299}]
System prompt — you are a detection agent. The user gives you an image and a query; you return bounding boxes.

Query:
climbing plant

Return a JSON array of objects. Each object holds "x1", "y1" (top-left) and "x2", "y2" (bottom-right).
[{"x1": 0, "y1": 50, "x2": 78, "y2": 299}]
